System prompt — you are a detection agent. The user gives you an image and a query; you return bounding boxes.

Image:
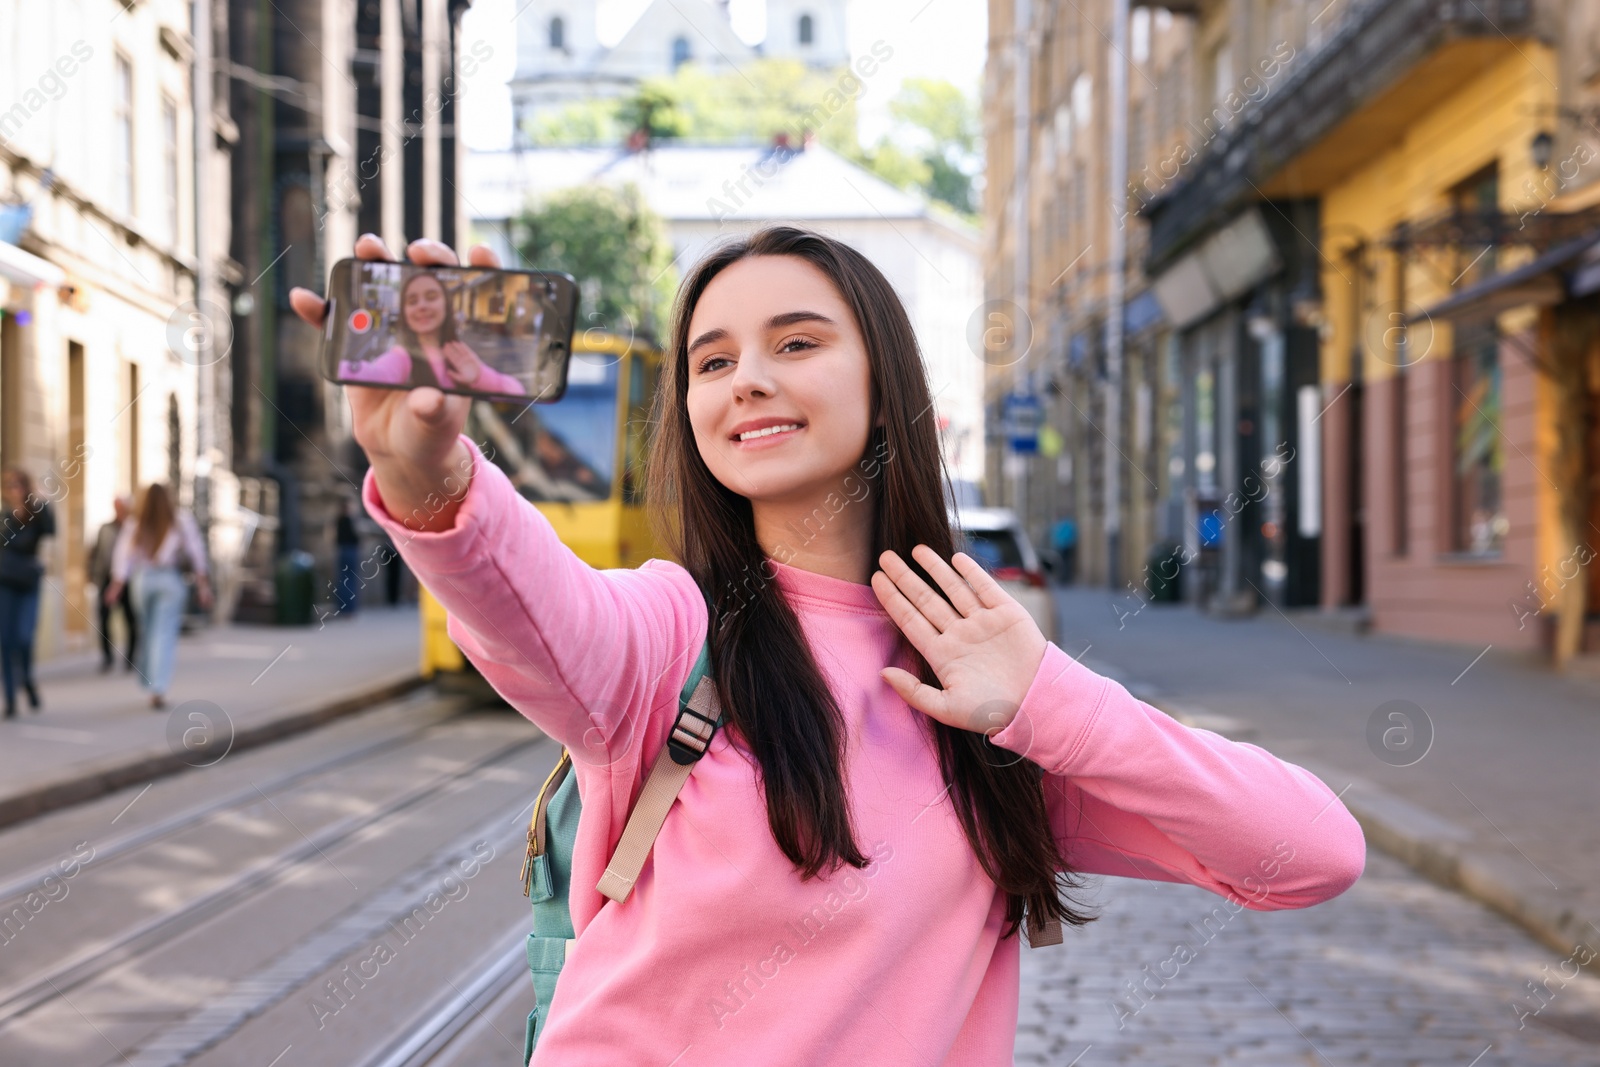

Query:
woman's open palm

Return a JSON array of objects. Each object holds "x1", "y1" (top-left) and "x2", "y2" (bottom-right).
[{"x1": 871, "y1": 545, "x2": 1048, "y2": 739}]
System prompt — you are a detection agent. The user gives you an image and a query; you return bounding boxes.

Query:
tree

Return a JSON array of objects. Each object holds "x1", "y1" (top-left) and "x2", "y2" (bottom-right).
[
  {"x1": 852, "y1": 78, "x2": 982, "y2": 220},
  {"x1": 525, "y1": 58, "x2": 861, "y2": 156},
  {"x1": 514, "y1": 183, "x2": 677, "y2": 343}
]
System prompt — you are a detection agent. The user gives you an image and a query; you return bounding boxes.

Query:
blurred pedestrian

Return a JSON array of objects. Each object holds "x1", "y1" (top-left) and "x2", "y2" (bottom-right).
[
  {"x1": 89, "y1": 494, "x2": 139, "y2": 672},
  {"x1": 1050, "y1": 517, "x2": 1077, "y2": 585},
  {"x1": 104, "y1": 484, "x2": 213, "y2": 710},
  {"x1": 0, "y1": 466, "x2": 54, "y2": 718},
  {"x1": 335, "y1": 497, "x2": 362, "y2": 616}
]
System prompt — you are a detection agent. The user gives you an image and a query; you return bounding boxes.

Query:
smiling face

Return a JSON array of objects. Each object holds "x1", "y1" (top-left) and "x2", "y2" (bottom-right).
[
  {"x1": 685, "y1": 255, "x2": 878, "y2": 506},
  {"x1": 401, "y1": 273, "x2": 448, "y2": 338}
]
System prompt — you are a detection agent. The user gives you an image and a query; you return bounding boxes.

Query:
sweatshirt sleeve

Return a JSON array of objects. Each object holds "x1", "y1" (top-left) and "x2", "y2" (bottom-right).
[
  {"x1": 988, "y1": 642, "x2": 1366, "y2": 911},
  {"x1": 360, "y1": 433, "x2": 707, "y2": 763},
  {"x1": 467, "y1": 361, "x2": 528, "y2": 398}
]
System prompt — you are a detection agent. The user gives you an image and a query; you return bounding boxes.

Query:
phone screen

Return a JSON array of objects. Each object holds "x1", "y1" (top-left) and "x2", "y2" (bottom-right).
[{"x1": 318, "y1": 259, "x2": 579, "y2": 403}]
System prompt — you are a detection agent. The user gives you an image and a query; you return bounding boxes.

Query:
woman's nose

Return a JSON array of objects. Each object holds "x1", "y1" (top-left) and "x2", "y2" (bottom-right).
[{"x1": 728, "y1": 352, "x2": 776, "y2": 401}]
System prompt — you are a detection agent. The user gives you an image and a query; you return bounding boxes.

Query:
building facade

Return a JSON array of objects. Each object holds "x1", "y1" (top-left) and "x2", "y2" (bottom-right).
[
  {"x1": 223, "y1": 0, "x2": 477, "y2": 619},
  {"x1": 0, "y1": 0, "x2": 232, "y2": 660},
  {"x1": 1147, "y1": 0, "x2": 1600, "y2": 658},
  {"x1": 987, "y1": 0, "x2": 1600, "y2": 661}
]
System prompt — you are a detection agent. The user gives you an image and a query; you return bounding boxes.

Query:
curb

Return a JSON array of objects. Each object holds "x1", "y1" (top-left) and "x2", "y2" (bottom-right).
[
  {"x1": 0, "y1": 672, "x2": 428, "y2": 831},
  {"x1": 1140, "y1": 695, "x2": 1600, "y2": 959}
]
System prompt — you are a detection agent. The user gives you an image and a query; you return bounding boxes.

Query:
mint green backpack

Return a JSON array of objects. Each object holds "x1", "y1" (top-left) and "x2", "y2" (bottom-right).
[{"x1": 518, "y1": 639, "x2": 719, "y2": 1062}]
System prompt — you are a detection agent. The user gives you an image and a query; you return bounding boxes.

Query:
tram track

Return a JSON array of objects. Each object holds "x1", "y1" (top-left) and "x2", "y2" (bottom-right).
[
  {"x1": 0, "y1": 690, "x2": 480, "y2": 905},
  {"x1": 0, "y1": 724, "x2": 548, "y2": 1028}
]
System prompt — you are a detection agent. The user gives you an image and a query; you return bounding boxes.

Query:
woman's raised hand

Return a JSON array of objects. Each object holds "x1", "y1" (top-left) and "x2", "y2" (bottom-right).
[
  {"x1": 289, "y1": 236, "x2": 502, "y2": 531},
  {"x1": 871, "y1": 545, "x2": 1048, "y2": 739},
  {"x1": 440, "y1": 340, "x2": 485, "y2": 386}
]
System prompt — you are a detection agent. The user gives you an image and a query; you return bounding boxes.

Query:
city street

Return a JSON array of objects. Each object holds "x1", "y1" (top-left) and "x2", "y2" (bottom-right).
[
  {"x1": 0, "y1": 586, "x2": 1594, "y2": 1064},
  {"x1": 1018, "y1": 849, "x2": 1600, "y2": 1066},
  {"x1": 3, "y1": 2, "x2": 1599, "y2": 1062}
]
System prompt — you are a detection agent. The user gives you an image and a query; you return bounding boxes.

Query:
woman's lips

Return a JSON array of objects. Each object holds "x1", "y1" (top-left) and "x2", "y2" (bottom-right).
[{"x1": 731, "y1": 424, "x2": 806, "y2": 450}]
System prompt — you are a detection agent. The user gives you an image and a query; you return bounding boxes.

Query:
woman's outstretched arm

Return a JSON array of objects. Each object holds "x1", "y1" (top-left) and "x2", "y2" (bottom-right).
[
  {"x1": 291, "y1": 234, "x2": 704, "y2": 765},
  {"x1": 871, "y1": 545, "x2": 1363, "y2": 912},
  {"x1": 990, "y1": 642, "x2": 1367, "y2": 910},
  {"x1": 360, "y1": 431, "x2": 707, "y2": 763}
]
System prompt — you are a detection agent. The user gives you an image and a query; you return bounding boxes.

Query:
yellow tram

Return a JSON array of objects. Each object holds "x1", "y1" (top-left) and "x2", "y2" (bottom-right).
[{"x1": 419, "y1": 328, "x2": 670, "y2": 681}]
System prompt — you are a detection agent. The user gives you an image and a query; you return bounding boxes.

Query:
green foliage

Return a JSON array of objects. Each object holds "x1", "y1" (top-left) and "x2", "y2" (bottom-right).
[
  {"x1": 514, "y1": 183, "x2": 677, "y2": 342},
  {"x1": 520, "y1": 63, "x2": 983, "y2": 221},
  {"x1": 524, "y1": 58, "x2": 861, "y2": 152},
  {"x1": 851, "y1": 77, "x2": 982, "y2": 220}
]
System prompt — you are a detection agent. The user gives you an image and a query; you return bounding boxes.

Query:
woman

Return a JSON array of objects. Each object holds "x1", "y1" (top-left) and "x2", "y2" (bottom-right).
[
  {"x1": 104, "y1": 484, "x2": 213, "y2": 710},
  {"x1": 337, "y1": 270, "x2": 527, "y2": 396},
  {"x1": 0, "y1": 467, "x2": 54, "y2": 718},
  {"x1": 290, "y1": 230, "x2": 1365, "y2": 1065}
]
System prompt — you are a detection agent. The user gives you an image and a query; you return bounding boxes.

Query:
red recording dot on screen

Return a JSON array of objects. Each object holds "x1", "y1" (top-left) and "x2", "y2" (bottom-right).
[{"x1": 349, "y1": 309, "x2": 373, "y2": 333}]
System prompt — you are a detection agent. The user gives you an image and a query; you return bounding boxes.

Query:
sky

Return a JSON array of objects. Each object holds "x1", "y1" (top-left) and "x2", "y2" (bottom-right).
[{"x1": 456, "y1": 0, "x2": 989, "y2": 151}]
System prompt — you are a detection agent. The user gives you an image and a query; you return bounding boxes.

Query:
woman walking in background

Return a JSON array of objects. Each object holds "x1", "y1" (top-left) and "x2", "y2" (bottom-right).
[
  {"x1": 0, "y1": 466, "x2": 54, "y2": 719},
  {"x1": 104, "y1": 484, "x2": 213, "y2": 710}
]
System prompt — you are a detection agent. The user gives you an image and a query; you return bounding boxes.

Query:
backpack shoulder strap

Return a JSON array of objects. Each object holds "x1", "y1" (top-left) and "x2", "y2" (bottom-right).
[{"x1": 595, "y1": 638, "x2": 719, "y2": 903}]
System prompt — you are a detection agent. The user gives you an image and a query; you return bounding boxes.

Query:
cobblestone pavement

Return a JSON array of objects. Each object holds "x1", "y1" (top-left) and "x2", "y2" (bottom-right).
[{"x1": 1017, "y1": 850, "x2": 1600, "y2": 1066}]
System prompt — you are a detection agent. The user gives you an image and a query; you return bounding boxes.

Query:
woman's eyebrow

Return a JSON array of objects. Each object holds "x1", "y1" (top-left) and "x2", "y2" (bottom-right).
[
  {"x1": 765, "y1": 310, "x2": 835, "y2": 332},
  {"x1": 687, "y1": 311, "x2": 837, "y2": 358}
]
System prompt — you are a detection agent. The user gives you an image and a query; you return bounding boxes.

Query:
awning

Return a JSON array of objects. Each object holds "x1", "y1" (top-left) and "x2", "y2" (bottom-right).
[
  {"x1": 1149, "y1": 207, "x2": 1281, "y2": 330},
  {"x1": 1418, "y1": 230, "x2": 1600, "y2": 322},
  {"x1": 0, "y1": 238, "x2": 64, "y2": 290}
]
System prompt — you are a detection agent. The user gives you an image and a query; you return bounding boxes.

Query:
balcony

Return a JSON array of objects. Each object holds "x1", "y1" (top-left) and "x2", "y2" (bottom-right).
[{"x1": 1143, "y1": 0, "x2": 1538, "y2": 271}]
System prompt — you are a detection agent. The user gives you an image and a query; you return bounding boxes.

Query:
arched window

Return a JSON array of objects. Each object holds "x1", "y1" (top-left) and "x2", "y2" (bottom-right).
[
  {"x1": 798, "y1": 13, "x2": 814, "y2": 45},
  {"x1": 671, "y1": 36, "x2": 691, "y2": 69},
  {"x1": 549, "y1": 15, "x2": 564, "y2": 50}
]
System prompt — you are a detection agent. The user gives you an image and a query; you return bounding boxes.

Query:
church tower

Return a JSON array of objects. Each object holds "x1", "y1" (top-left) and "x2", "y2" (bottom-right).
[
  {"x1": 762, "y1": 0, "x2": 849, "y2": 70},
  {"x1": 510, "y1": 2, "x2": 604, "y2": 139}
]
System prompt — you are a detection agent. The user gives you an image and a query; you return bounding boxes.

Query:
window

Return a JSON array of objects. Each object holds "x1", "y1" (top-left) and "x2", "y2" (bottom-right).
[
  {"x1": 671, "y1": 36, "x2": 691, "y2": 70},
  {"x1": 1453, "y1": 163, "x2": 1499, "y2": 287},
  {"x1": 798, "y1": 13, "x2": 813, "y2": 46},
  {"x1": 162, "y1": 97, "x2": 179, "y2": 245},
  {"x1": 1451, "y1": 321, "x2": 1505, "y2": 554},
  {"x1": 548, "y1": 15, "x2": 564, "y2": 50},
  {"x1": 113, "y1": 53, "x2": 134, "y2": 218}
]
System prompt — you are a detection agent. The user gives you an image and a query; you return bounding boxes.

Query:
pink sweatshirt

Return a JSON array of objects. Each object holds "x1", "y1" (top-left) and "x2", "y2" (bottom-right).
[
  {"x1": 362, "y1": 435, "x2": 1366, "y2": 1067},
  {"x1": 339, "y1": 344, "x2": 527, "y2": 396}
]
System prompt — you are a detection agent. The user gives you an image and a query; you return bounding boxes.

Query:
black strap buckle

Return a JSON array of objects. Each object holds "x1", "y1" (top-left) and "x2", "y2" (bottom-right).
[{"x1": 667, "y1": 704, "x2": 718, "y2": 765}]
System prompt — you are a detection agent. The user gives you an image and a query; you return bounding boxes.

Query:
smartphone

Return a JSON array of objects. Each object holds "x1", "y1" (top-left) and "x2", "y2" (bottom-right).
[{"x1": 318, "y1": 258, "x2": 580, "y2": 404}]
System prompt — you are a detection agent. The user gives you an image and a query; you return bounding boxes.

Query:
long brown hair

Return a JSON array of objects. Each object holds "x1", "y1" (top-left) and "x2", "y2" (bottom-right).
[
  {"x1": 133, "y1": 483, "x2": 176, "y2": 559},
  {"x1": 645, "y1": 226, "x2": 1097, "y2": 942}
]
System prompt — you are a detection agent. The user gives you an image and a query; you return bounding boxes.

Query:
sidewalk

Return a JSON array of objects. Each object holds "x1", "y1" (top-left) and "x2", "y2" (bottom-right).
[
  {"x1": 1053, "y1": 585, "x2": 1600, "y2": 959},
  {"x1": 0, "y1": 605, "x2": 426, "y2": 828}
]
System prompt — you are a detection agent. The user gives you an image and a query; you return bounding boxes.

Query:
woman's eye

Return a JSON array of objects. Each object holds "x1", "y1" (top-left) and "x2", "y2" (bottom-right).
[
  {"x1": 779, "y1": 338, "x2": 817, "y2": 353},
  {"x1": 698, "y1": 356, "x2": 731, "y2": 373}
]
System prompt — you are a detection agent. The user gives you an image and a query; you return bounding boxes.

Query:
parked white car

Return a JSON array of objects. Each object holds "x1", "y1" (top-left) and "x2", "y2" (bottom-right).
[{"x1": 948, "y1": 506, "x2": 1055, "y2": 643}]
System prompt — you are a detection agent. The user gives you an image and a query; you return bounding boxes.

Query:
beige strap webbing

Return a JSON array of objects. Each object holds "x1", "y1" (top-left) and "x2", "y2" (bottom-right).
[{"x1": 595, "y1": 674, "x2": 723, "y2": 903}]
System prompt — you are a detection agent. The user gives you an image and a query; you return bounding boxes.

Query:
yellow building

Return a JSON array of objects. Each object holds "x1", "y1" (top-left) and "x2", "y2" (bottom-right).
[{"x1": 1147, "y1": 0, "x2": 1600, "y2": 658}]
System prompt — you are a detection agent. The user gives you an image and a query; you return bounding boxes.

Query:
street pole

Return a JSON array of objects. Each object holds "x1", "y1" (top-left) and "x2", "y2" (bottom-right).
[
  {"x1": 1105, "y1": 0, "x2": 1129, "y2": 589},
  {"x1": 193, "y1": 0, "x2": 214, "y2": 532},
  {"x1": 1012, "y1": 0, "x2": 1031, "y2": 517}
]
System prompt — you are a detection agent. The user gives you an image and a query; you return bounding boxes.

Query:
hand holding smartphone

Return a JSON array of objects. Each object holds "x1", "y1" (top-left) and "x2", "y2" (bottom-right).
[{"x1": 289, "y1": 236, "x2": 538, "y2": 533}]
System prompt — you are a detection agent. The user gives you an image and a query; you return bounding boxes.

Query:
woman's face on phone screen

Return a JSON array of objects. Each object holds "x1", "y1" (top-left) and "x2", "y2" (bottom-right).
[
  {"x1": 684, "y1": 255, "x2": 875, "y2": 506},
  {"x1": 403, "y1": 275, "x2": 448, "y2": 337}
]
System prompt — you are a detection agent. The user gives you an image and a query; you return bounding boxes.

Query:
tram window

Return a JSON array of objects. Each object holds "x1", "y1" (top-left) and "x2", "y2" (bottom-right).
[{"x1": 468, "y1": 353, "x2": 618, "y2": 503}]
